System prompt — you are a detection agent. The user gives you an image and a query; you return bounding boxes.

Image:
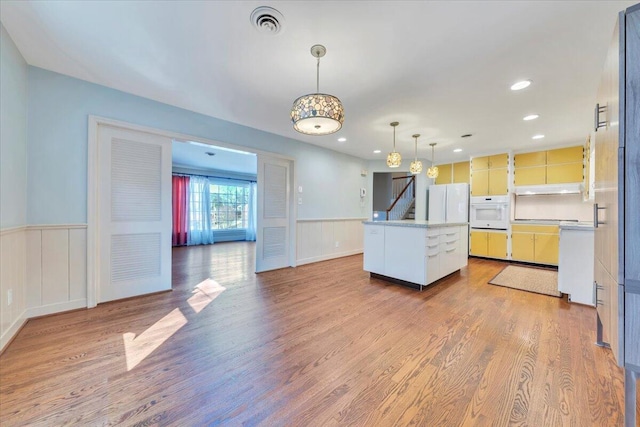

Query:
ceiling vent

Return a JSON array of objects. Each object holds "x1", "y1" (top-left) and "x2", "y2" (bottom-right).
[{"x1": 250, "y1": 7, "x2": 285, "y2": 35}]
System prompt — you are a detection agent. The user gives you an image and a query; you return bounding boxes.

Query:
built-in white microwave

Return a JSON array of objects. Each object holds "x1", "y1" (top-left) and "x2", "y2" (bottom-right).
[{"x1": 470, "y1": 196, "x2": 510, "y2": 230}]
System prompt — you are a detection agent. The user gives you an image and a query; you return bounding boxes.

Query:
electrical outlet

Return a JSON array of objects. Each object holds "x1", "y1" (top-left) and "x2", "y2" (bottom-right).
[{"x1": 7, "y1": 289, "x2": 13, "y2": 306}]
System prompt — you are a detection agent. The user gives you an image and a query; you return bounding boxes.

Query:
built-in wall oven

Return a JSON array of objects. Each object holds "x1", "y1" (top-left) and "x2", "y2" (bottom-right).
[{"x1": 470, "y1": 196, "x2": 510, "y2": 230}]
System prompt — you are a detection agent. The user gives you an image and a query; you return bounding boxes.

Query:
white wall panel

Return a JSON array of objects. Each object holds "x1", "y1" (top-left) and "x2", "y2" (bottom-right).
[
  {"x1": 0, "y1": 227, "x2": 27, "y2": 351},
  {"x1": 42, "y1": 229, "x2": 69, "y2": 305},
  {"x1": 297, "y1": 218, "x2": 365, "y2": 266},
  {"x1": 26, "y1": 229, "x2": 42, "y2": 308},
  {"x1": 69, "y1": 228, "x2": 87, "y2": 300}
]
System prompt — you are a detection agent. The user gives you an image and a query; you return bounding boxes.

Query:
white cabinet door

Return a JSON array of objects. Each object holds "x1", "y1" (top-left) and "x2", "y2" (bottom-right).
[
  {"x1": 559, "y1": 228, "x2": 595, "y2": 306},
  {"x1": 363, "y1": 225, "x2": 385, "y2": 275},
  {"x1": 385, "y1": 227, "x2": 426, "y2": 284},
  {"x1": 458, "y1": 225, "x2": 469, "y2": 269}
]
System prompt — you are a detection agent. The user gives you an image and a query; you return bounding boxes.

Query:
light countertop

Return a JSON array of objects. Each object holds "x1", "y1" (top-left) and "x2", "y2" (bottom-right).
[{"x1": 363, "y1": 220, "x2": 469, "y2": 228}]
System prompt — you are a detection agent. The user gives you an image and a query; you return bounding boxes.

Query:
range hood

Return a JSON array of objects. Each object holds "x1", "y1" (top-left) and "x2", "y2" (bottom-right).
[{"x1": 514, "y1": 183, "x2": 583, "y2": 195}]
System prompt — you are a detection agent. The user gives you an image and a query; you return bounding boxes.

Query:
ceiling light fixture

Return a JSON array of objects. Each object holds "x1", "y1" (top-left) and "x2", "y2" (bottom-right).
[
  {"x1": 386, "y1": 122, "x2": 401, "y2": 168},
  {"x1": 427, "y1": 143, "x2": 439, "y2": 179},
  {"x1": 410, "y1": 134, "x2": 423, "y2": 175},
  {"x1": 291, "y1": 44, "x2": 344, "y2": 135},
  {"x1": 511, "y1": 80, "x2": 532, "y2": 91},
  {"x1": 532, "y1": 134, "x2": 545, "y2": 140},
  {"x1": 337, "y1": 137, "x2": 347, "y2": 142},
  {"x1": 453, "y1": 148, "x2": 463, "y2": 153},
  {"x1": 523, "y1": 114, "x2": 539, "y2": 121}
]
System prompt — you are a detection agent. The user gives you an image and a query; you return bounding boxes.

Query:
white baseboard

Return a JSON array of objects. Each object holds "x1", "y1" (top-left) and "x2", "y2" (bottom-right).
[
  {"x1": 296, "y1": 249, "x2": 363, "y2": 266},
  {"x1": 0, "y1": 309, "x2": 28, "y2": 352},
  {"x1": 26, "y1": 299, "x2": 87, "y2": 319}
]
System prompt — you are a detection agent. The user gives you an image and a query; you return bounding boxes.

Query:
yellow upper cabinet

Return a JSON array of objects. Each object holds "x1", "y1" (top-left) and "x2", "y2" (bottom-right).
[
  {"x1": 452, "y1": 161, "x2": 470, "y2": 184},
  {"x1": 513, "y1": 145, "x2": 584, "y2": 186},
  {"x1": 488, "y1": 153, "x2": 509, "y2": 169},
  {"x1": 472, "y1": 154, "x2": 509, "y2": 171},
  {"x1": 514, "y1": 151, "x2": 546, "y2": 167},
  {"x1": 471, "y1": 153, "x2": 509, "y2": 196},
  {"x1": 471, "y1": 156, "x2": 489, "y2": 171},
  {"x1": 514, "y1": 166, "x2": 546, "y2": 186},
  {"x1": 546, "y1": 146, "x2": 583, "y2": 164},
  {"x1": 435, "y1": 163, "x2": 453, "y2": 185}
]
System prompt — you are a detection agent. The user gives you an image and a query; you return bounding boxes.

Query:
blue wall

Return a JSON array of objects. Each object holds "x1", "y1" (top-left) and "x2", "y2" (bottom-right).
[
  {"x1": 27, "y1": 67, "x2": 369, "y2": 224},
  {"x1": 0, "y1": 24, "x2": 28, "y2": 228}
]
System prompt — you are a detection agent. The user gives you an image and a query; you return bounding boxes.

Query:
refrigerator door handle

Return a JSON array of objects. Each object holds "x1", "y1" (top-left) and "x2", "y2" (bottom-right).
[{"x1": 594, "y1": 203, "x2": 605, "y2": 228}]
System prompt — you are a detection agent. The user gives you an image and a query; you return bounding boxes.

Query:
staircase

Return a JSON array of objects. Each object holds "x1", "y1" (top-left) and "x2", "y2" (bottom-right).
[{"x1": 385, "y1": 175, "x2": 416, "y2": 220}]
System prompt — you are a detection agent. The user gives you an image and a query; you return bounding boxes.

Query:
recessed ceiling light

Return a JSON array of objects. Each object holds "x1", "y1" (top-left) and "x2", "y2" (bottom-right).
[
  {"x1": 373, "y1": 150, "x2": 381, "y2": 154},
  {"x1": 453, "y1": 148, "x2": 463, "y2": 153},
  {"x1": 523, "y1": 114, "x2": 539, "y2": 121},
  {"x1": 337, "y1": 137, "x2": 347, "y2": 142},
  {"x1": 532, "y1": 134, "x2": 545, "y2": 140},
  {"x1": 511, "y1": 80, "x2": 532, "y2": 91}
]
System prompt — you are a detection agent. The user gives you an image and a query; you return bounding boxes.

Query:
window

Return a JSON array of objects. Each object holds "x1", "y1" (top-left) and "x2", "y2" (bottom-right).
[{"x1": 209, "y1": 183, "x2": 249, "y2": 230}]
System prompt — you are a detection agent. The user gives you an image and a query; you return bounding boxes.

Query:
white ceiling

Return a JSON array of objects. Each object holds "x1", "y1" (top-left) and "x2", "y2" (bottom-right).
[
  {"x1": 1, "y1": 1, "x2": 634, "y2": 164},
  {"x1": 172, "y1": 141, "x2": 257, "y2": 175}
]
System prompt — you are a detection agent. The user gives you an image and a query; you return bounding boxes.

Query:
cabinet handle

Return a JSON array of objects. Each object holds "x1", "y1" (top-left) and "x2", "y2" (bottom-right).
[
  {"x1": 596, "y1": 299, "x2": 605, "y2": 307},
  {"x1": 594, "y1": 103, "x2": 607, "y2": 131},
  {"x1": 593, "y1": 203, "x2": 605, "y2": 228},
  {"x1": 446, "y1": 248, "x2": 456, "y2": 253},
  {"x1": 428, "y1": 254, "x2": 438, "y2": 258}
]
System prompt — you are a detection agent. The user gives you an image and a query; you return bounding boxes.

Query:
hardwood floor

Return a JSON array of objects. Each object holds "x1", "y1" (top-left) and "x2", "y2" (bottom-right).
[{"x1": 1, "y1": 242, "x2": 637, "y2": 426}]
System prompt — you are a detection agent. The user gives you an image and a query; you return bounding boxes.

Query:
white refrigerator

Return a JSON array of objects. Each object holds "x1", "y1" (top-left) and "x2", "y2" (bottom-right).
[{"x1": 428, "y1": 183, "x2": 469, "y2": 223}]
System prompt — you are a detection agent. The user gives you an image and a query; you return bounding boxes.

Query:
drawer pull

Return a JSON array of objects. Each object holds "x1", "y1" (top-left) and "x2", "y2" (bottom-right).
[
  {"x1": 428, "y1": 254, "x2": 438, "y2": 258},
  {"x1": 446, "y1": 248, "x2": 456, "y2": 252},
  {"x1": 596, "y1": 299, "x2": 605, "y2": 307}
]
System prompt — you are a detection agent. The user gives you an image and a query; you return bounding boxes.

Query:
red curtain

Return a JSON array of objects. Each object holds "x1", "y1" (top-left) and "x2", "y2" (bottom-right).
[{"x1": 172, "y1": 175, "x2": 190, "y2": 246}]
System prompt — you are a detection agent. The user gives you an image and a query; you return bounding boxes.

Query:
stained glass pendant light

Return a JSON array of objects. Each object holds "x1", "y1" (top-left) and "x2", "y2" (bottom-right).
[
  {"x1": 410, "y1": 134, "x2": 423, "y2": 174},
  {"x1": 427, "y1": 142, "x2": 439, "y2": 178},
  {"x1": 291, "y1": 45, "x2": 345, "y2": 135},
  {"x1": 386, "y1": 122, "x2": 401, "y2": 168}
]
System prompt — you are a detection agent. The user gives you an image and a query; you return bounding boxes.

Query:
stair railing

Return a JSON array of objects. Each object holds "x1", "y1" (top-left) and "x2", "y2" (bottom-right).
[{"x1": 386, "y1": 176, "x2": 415, "y2": 220}]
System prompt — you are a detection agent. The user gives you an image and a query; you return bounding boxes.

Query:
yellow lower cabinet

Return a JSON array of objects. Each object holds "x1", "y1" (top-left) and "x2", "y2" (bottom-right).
[
  {"x1": 511, "y1": 225, "x2": 559, "y2": 265},
  {"x1": 470, "y1": 230, "x2": 507, "y2": 259},
  {"x1": 534, "y1": 233, "x2": 559, "y2": 265},
  {"x1": 511, "y1": 232, "x2": 535, "y2": 262},
  {"x1": 470, "y1": 230, "x2": 488, "y2": 256},
  {"x1": 487, "y1": 232, "x2": 508, "y2": 259}
]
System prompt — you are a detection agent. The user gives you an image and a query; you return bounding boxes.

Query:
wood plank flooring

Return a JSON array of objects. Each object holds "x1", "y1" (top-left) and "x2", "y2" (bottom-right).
[{"x1": 0, "y1": 242, "x2": 637, "y2": 426}]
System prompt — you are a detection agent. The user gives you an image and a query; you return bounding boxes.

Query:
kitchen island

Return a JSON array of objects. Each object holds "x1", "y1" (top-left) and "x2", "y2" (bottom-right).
[{"x1": 363, "y1": 220, "x2": 469, "y2": 290}]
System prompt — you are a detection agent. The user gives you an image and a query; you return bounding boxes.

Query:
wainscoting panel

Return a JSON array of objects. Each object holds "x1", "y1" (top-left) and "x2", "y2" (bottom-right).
[
  {"x1": 25, "y1": 225, "x2": 87, "y2": 317},
  {"x1": 296, "y1": 218, "x2": 365, "y2": 266},
  {"x1": 0, "y1": 226, "x2": 27, "y2": 351},
  {"x1": 42, "y1": 229, "x2": 70, "y2": 305}
]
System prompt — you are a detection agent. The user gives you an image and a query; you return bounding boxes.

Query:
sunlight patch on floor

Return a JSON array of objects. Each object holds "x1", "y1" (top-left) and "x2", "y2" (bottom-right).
[
  {"x1": 123, "y1": 308, "x2": 188, "y2": 371},
  {"x1": 187, "y1": 278, "x2": 227, "y2": 314}
]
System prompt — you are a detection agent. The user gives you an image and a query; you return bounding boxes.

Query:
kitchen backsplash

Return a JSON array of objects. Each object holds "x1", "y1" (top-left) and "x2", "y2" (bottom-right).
[{"x1": 514, "y1": 194, "x2": 593, "y2": 222}]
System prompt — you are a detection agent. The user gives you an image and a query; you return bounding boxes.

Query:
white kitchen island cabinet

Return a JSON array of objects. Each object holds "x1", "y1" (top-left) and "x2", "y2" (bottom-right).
[
  {"x1": 558, "y1": 222, "x2": 595, "y2": 306},
  {"x1": 363, "y1": 220, "x2": 469, "y2": 290}
]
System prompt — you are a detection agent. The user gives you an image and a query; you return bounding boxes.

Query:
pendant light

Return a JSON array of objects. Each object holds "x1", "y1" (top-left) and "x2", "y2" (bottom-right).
[
  {"x1": 290, "y1": 44, "x2": 345, "y2": 135},
  {"x1": 410, "y1": 134, "x2": 423, "y2": 174},
  {"x1": 386, "y1": 122, "x2": 401, "y2": 168},
  {"x1": 427, "y1": 143, "x2": 439, "y2": 178}
]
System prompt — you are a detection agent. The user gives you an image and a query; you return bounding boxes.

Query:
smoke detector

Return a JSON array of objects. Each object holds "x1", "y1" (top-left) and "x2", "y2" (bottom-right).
[{"x1": 250, "y1": 6, "x2": 285, "y2": 35}]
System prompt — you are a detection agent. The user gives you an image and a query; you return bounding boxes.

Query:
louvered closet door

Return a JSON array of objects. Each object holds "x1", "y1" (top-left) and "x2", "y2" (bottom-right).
[
  {"x1": 97, "y1": 125, "x2": 172, "y2": 303},
  {"x1": 256, "y1": 155, "x2": 291, "y2": 272}
]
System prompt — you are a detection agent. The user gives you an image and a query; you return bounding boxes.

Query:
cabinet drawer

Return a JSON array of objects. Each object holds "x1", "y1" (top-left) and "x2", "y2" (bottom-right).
[
  {"x1": 439, "y1": 226, "x2": 458, "y2": 235},
  {"x1": 427, "y1": 245, "x2": 440, "y2": 256},
  {"x1": 427, "y1": 228, "x2": 440, "y2": 237},
  {"x1": 441, "y1": 233, "x2": 459, "y2": 244},
  {"x1": 426, "y1": 235, "x2": 440, "y2": 248},
  {"x1": 426, "y1": 253, "x2": 440, "y2": 284}
]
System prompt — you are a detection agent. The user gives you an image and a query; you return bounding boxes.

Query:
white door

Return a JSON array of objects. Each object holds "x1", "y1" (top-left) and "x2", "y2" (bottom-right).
[
  {"x1": 97, "y1": 125, "x2": 172, "y2": 303},
  {"x1": 256, "y1": 155, "x2": 291, "y2": 272}
]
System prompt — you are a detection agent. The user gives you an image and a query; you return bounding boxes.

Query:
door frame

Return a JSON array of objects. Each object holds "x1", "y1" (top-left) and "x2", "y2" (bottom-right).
[{"x1": 87, "y1": 116, "x2": 297, "y2": 308}]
